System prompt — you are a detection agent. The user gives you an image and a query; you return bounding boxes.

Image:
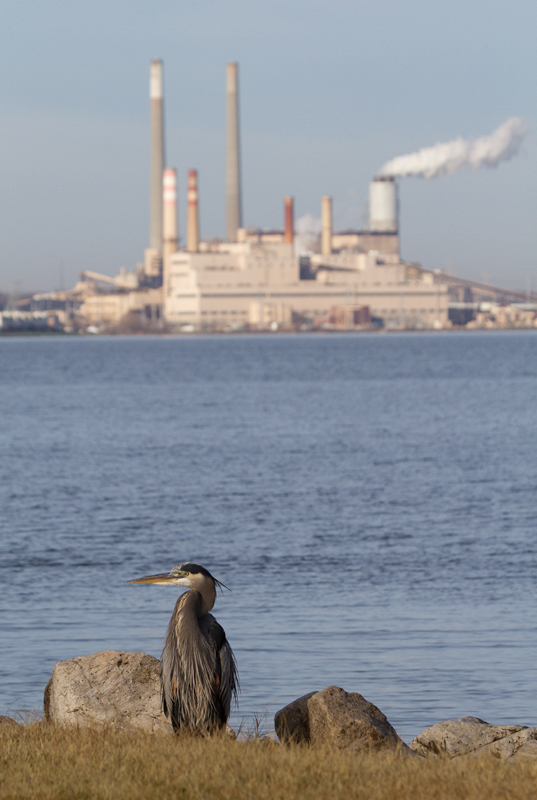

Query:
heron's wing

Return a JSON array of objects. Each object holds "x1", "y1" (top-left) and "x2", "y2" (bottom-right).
[
  {"x1": 218, "y1": 634, "x2": 239, "y2": 719},
  {"x1": 206, "y1": 618, "x2": 239, "y2": 720}
]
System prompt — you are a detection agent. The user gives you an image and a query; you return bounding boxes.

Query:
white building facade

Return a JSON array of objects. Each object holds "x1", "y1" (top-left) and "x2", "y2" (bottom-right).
[{"x1": 164, "y1": 240, "x2": 449, "y2": 330}]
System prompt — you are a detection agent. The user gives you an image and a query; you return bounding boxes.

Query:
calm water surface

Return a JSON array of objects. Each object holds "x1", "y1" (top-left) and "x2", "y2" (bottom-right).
[{"x1": 1, "y1": 331, "x2": 536, "y2": 742}]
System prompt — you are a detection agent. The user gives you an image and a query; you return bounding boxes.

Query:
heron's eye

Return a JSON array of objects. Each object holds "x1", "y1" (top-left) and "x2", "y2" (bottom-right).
[{"x1": 183, "y1": 571, "x2": 190, "y2": 577}]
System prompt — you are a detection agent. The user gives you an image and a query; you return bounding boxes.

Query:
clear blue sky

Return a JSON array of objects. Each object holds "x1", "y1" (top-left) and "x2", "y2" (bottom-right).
[{"x1": 0, "y1": 0, "x2": 535, "y2": 292}]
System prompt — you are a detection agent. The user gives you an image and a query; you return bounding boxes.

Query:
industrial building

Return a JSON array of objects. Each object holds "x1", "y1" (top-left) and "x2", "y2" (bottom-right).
[
  {"x1": 164, "y1": 191, "x2": 448, "y2": 330},
  {"x1": 13, "y1": 60, "x2": 535, "y2": 334},
  {"x1": 73, "y1": 59, "x2": 449, "y2": 332}
]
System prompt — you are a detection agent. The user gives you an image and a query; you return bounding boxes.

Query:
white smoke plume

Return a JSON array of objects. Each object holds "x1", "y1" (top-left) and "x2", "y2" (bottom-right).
[
  {"x1": 377, "y1": 117, "x2": 529, "y2": 179},
  {"x1": 294, "y1": 214, "x2": 322, "y2": 256}
]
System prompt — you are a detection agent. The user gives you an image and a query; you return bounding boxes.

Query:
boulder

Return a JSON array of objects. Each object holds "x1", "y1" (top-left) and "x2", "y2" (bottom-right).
[
  {"x1": 274, "y1": 691, "x2": 318, "y2": 743},
  {"x1": 43, "y1": 650, "x2": 171, "y2": 733},
  {"x1": 410, "y1": 716, "x2": 537, "y2": 760},
  {"x1": 308, "y1": 686, "x2": 412, "y2": 753},
  {"x1": 0, "y1": 715, "x2": 21, "y2": 729},
  {"x1": 481, "y1": 728, "x2": 537, "y2": 761},
  {"x1": 275, "y1": 686, "x2": 412, "y2": 753}
]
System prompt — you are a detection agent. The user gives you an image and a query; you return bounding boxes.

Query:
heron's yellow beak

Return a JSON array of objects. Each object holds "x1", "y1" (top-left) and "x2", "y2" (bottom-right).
[{"x1": 128, "y1": 572, "x2": 178, "y2": 585}]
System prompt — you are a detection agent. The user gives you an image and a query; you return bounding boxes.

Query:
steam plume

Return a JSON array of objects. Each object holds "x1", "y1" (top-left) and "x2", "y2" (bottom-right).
[
  {"x1": 377, "y1": 117, "x2": 528, "y2": 179},
  {"x1": 295, "y1": 214, "x2": 321, "y2": 256}
]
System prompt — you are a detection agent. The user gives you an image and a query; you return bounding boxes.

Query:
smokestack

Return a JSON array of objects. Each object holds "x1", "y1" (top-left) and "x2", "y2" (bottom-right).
[
  {"x1": 284, "y1": 196, "x2": 294, "y2": 244},
  {"x1": 187, "y1": 170, "x2": 199, "y2": 253},
  {"x1": 163, "y1": 168, "x2": 178, "y2": 269},
  {"x1": 226, "y1": 62, "x2": 242, "y2": 241},
  {"x1": 321, "y1": 196, "x2": 332, "y2": 255},
  {"x1": 369, "y1": 177, "x2": 398, "y2": 233},
  {"x1": 150, "y1": 60, "x2": 164, "y2": 257}
]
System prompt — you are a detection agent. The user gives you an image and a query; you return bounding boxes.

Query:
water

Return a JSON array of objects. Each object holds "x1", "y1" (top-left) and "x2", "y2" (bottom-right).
[{"x1": 1, "y1": 331, "x2": 536, "y2": 743}]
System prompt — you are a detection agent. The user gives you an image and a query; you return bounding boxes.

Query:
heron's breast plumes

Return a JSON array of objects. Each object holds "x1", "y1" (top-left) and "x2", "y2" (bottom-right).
[{"x1": 161, "y1": 590, "x2": 220, "y2": 732}]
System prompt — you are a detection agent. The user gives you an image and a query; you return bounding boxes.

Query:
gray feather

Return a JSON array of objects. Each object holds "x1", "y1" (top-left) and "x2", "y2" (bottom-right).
[{"x1": 161, "y1": 589, "x2": 238, "y2": 732}]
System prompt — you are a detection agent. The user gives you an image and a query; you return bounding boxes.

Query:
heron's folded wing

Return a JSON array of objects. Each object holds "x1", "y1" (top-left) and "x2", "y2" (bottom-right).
[{"x1": 217, "y1": 635, "x2": 239, "y2": 718}]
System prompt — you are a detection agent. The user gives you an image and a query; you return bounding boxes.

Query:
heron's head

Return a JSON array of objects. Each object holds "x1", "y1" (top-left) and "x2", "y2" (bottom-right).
[{"x1": 129, "y1": 562, "x2": 229, "y2": 592}]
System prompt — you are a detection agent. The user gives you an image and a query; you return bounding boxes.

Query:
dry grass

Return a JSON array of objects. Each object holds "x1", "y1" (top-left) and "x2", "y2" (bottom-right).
[{"x1": 1, "y1": 722, "x2": 536, "y2": 800}]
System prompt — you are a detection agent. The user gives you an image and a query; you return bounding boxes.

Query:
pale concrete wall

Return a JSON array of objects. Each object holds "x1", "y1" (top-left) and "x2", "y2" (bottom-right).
[
  {"x1": 80, "y1": 288, "x2": 163, "y2": 324},
  {"x1": 164, "y1": 241, "x2": 448, "y2": 329}
]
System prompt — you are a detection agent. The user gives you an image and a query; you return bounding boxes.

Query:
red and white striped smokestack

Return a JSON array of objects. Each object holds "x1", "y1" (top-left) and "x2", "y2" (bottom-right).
[
  {"x1": 187, "y1": 169, "x2": 199, "y2": 253},
  {"x1": 163, "y1": 168, "x2": 178, "y2": 269},
  {"x1": 284, "y1": 196, "x2": 294, "y2": 244}
]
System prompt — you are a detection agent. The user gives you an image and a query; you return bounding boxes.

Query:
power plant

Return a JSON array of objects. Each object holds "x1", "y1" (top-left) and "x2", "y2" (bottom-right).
[{"x1": 8, "y1": 63, "x2": 536, "y2": 335}]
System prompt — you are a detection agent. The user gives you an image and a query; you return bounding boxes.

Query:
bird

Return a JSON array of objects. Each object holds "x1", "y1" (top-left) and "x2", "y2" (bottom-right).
[{"x1": 129, "y1": 562, "x2": 238, "y2": 733}]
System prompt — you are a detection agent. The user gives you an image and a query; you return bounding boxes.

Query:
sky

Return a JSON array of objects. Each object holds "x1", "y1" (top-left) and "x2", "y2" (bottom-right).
[{"x1": 0, "y1": 0, "x2": 535, "y2": 293}]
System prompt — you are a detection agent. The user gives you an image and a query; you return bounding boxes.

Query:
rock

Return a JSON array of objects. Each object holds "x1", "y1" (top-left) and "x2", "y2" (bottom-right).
[
  {"x1": 275, "y1": 686, "x2": 411, "y2": 753},
  {"x1": 274, "y1": 691, "x2": 318, "y2": 743},
  {"x1": 0, "y1": 715, "x2": 21, "y2": 729},
  {"x1": 308, "y1": 686, "x2": 412, "y2": 753},
  {"x1": 511, "y1": 739, "x2": 537, "y2": 760},
  {"x1": 43, "y1": 650, "x2": 171, "y2": 732},
  {"x1": 410, "y1": 716, "x2": 537, "y2": 760},
  {"x1": 477, "y1": 727, "x2": 537, "y2": 761},
  {"x1": 410, "y1": 716, "x2": 524, "y2": 758}
]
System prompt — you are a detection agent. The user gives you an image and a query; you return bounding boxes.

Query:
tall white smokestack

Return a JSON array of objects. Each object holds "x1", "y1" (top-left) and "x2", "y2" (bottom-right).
[
  {"x1": 150, "y1": 60, "x2": 164, "y2": 257},
  {"x1": 369, "y1": 177, "x2": 398, "y2": 233},
  {"x1": 163, "y1": 168, "x2": 178, "y2": 270},
  {"x1": 226, "y1": 62, "x2": 242, "y2": 241}
]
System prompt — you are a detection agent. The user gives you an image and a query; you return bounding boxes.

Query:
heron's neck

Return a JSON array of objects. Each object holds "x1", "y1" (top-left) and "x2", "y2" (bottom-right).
[{"x1": 190, "y1": 584, "x2": 216, "y2": 617}]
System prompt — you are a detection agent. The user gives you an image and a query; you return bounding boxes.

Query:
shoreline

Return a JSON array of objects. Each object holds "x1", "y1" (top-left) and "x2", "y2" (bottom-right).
[{"x1": 2, "y1": 325, "x2": 537, "y2": 339}]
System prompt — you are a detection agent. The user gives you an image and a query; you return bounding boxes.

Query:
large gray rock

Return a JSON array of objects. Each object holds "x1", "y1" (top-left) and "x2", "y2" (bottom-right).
[
  {"x1": 308, "y1": 686, "x2": 411, "y2": 753},
  {"x1": 275, "y1": 686, "x2": 411, "y2": 753},
  {"x1": 410, "y1": 716, "x2": 537, "y2": 760},
  {"x1": 43, "y1": 650, "x2": 171, "y2": 732},
  {"x1": 274, "y1": 691, "x2": 318, "y2": 743}
]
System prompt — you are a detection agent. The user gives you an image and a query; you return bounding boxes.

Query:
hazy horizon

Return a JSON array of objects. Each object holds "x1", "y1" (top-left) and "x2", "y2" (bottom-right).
[{"x1": 0, "y1": 0, "x2": 535, "y2": 294}]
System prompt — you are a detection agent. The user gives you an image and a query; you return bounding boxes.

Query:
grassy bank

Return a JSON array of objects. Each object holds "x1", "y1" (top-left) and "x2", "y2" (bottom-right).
[{"x1": 1, "y1": 723, "x2": 536, "y2": 799}]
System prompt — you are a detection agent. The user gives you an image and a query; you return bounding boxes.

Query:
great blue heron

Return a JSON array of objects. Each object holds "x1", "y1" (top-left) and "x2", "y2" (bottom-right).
[{"x1": 129, "y1": 562, "x2": 238, "y2": 733}]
